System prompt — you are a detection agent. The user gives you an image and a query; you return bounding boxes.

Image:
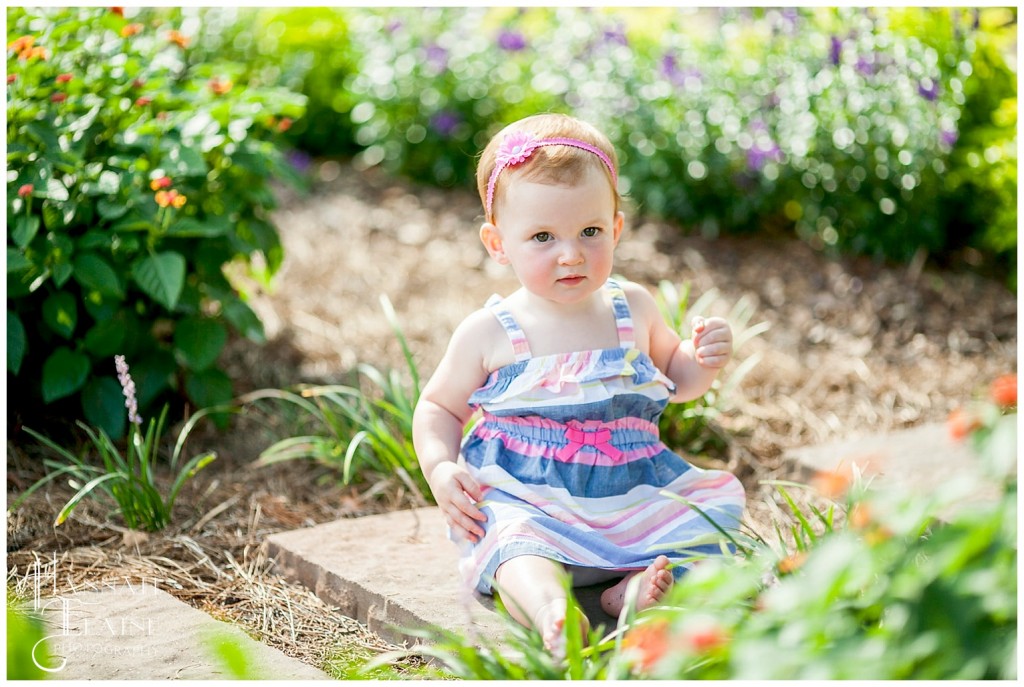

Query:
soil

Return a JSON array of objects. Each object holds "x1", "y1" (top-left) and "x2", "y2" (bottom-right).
[{"x1": 6, "y1": 157, "x2": 1017, "y2": 675}]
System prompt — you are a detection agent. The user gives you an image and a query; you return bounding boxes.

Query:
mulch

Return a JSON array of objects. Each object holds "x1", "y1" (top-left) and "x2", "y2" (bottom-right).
[{"x1": 7, "y1": 158, "x2": 1017, "y2": 673}]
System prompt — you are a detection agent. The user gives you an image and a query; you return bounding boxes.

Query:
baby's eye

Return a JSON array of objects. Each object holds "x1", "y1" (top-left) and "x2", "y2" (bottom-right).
[
  {"x1": 532, "y1": 232, "x2": 553, "y2": 243},
  {"x1": 582, "y1": 227, "x2": 601, "y2": 237}
]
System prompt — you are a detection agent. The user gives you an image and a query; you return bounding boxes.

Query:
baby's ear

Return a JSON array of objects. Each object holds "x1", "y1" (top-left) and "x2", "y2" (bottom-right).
[{"x1": 479, "y1": 222, "x2": 510, "y2": 265}]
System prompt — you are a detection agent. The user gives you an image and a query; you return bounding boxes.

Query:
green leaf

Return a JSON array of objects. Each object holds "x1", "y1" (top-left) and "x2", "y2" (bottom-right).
[
  {"x1": 73, "y1": 252, "x2": 125, "y2": 299},
  {"x1": 7, "y1": 248, "x2": 32, "y2": 273},
  {"x1": 42, "y1": 291, "x2": 77, "y2": 339},
  {"x1": 7, "y1": 311, "x2": 27, "y2": 374},
  {"x1": 173, "y1": 316, "x2": 227, "y2": 371},
  {"x1": 43, "y1": 177, "x2": 70, "y2": 202},
  {"x1": 222, "y1": 298, "x2": 265, "y2": 342},
  {"x1": 83, "y1": 313, "x2": 127, "y2": 356},
  {"x1": 130, "y1": 353, "x2": 176, "y2": 409},
  {"x1": 166, "y1": 217, "x2": 231, "y2": 238},
  {"x1": 132, "y1": 251, "x2": 185, "y2": 311},
  {"x1": 97, "y1": 198, "x2": 128, "y2": 220},
  {"x1": 185, "y1": 368, "x2": 234, "y2": 422},
  {"x1": 41, "y1": 202, "x2": 64, "y2": 230},
  {"x1": 11, "y1": 214, "x2": 41, "y2": 248},
  {"x1": 42, "y1": 347, "x2": 91, "y2": 403},
  {"x1": 82, "y1": 376, "x2": 127, "y2": 440},
  {"x1": 167, "y1": 145, "x2": 209, "y2": 177}
]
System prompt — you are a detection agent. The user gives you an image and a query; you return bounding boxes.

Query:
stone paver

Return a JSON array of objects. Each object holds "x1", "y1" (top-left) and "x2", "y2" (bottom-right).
[
  {"x1": 266, "y1": 508, "x2": 616, "y2": 647},
  {"x1": 28, "y1": 585, "x2": 329, "y2": 680},
  {"x1": 784, "y1": 421, "x2": 1003, "y2": 515}
]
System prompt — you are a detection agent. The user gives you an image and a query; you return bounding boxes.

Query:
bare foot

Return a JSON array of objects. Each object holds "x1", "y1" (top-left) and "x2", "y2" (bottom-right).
[
  {"x1": 534, "y1": 599, "x2": 590, "y2": 659},
  {"x1": 599, "y1": 555, "x2": 673, "y2": 617}
]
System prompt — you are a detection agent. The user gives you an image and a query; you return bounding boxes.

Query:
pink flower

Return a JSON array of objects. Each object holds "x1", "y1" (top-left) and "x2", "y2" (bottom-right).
[
  {"x1": 50, "y1": 92, "x2": 67, "y2": 103},
  {"x1": 495, "y1": 131, "x2": 539, "y2": 167},
  {"x1": 56, "y1": 72, "x2": 73, "y2": 83},
  {"x1": 114, "y1": 355, "x2": 142, "y2": 426},
  {"x1": 17, "y1": 184, "x2": 33, "y2": 198}
]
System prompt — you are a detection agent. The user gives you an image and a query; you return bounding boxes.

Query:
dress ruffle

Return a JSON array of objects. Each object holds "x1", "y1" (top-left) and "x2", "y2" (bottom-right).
[{"x1": 468, "y1": 346, "x2": 676, "y2": 408}]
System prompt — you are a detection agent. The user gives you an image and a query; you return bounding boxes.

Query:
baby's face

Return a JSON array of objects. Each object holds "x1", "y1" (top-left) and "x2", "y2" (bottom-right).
[{"x1": 491, "y1": 166, "x2": 623, "y2": 304}]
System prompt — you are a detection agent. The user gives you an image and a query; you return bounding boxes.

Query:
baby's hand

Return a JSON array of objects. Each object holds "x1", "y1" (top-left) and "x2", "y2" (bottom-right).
[
  {"x1": 691, "y1": 316, "x2": 732, "y2": 369},
  {"x1": 428, "y1": 461, "x2": 488, "y2": 543}
]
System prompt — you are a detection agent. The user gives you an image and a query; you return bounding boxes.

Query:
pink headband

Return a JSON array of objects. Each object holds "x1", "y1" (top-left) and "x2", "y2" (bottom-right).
[{"x1": 485, "y1": 131, "x2": 618, "y2": 220}]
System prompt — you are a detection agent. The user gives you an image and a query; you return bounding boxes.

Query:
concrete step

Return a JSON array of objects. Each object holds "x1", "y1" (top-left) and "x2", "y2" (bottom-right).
[
  {"x1": 25, "y1": 585, "x2": 329, "y2": 680},
  {"x1": 267, "y1": 421, "x2": 1004, "y2": 648},
  {"x1": 266, "y1": 507, "x2": 618, "y2": 647}
]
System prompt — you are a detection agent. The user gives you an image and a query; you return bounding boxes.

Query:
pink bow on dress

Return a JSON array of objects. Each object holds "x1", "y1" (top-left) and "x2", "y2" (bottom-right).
[{"x1": 554, "y1": 423, "x2": 623, "y2": 462}]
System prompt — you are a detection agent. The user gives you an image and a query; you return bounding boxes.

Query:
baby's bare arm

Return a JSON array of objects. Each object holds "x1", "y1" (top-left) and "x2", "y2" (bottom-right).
[
  {"x1": 623, "y1": 281, "x2": 732, "y2": 403},
  {"x1": 413, "y1": 309, "x2": 498, "y2": 542}
]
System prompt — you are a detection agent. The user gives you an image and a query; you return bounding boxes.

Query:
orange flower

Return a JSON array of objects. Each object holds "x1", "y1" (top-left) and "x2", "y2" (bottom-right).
[
  {"x1": 7, "y1": 74, "x2": 16, "y2": 84},
  {"x1": 18, "y1": 184, "x2": 33, "y2": 198},
  {"x1": 56, "y1": 72, "x2": 73, "y2": 83},
  {"x1": 947, "y1": 407, "x2": 982, "y2": 441},
  {"x1": 848, "y1": 502, "x2": 872, "y2": 529},
  {"x1": 777, "y1": 551, "x2": 807, "y2": 575},
  {"x1": 22, "y1": 46, "x2": 48, "y2": 61},
  {"x1": 110, "y1": 6, "x2": 124, "y2": 16},
  {"x1": 810, "y1": 468, "x2": 852, "y2": 500},
  {"x1": 680, "y1": 617, "x2": 728, "y2": 654},
  {"x1": 155, "y1": 189, "x2": 186, "y2": 209},
  {"x1": 990, "y1": 374, "x2": 1017, "y2": 409},
  {"x1": 50, "y1": 92, "x2": 67, "y2": 103},
  {"x1": 134, "y1": 96, "x2": 152, "y2": 107},
  {"x1": 166, "y1": 30, "x2": 190, "y2": 48},
  {"x1": 208, "y1": 77, "x2": 232, "y2": 95},
  {"x1": 8, "y1": 35, "x2": 34, "y2": 54},
  {"x1": 623, "y1": 619, "x2": 670, "y2": 672},
  {"x1": 149, "y1": 176, "x2": 172, "y2": 191},
  {"x1": 277, "y1": 116, "x2": 293, "y2": 132},
  {"x1": 120, "y1": 23, "x2": 143, "y2": 37}
]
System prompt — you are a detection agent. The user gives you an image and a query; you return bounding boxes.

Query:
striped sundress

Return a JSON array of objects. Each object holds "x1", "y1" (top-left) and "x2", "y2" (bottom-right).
[{"x1": 458, "y1": 279, "x2": 746, "y2": 595}]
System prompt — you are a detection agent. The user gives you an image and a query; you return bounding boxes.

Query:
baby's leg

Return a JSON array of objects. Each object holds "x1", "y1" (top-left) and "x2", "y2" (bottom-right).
[
  {"x1": 494, "y1": 555, "x2": 590, "y2": 655},
  {"x1": 599, "y1": 555, "x2": 673, "y2": 617}
]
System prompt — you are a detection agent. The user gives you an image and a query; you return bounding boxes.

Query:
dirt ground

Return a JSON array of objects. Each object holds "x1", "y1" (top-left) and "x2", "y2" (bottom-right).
[{"x1": 6, "y1": 158, "x2": 1018, "y2": 674}]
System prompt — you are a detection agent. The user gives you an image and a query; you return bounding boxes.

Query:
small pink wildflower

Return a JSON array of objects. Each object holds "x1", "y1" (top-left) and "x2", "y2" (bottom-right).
[{"x1": 114, "y1": 355, "x2": 142, "y2": 426}]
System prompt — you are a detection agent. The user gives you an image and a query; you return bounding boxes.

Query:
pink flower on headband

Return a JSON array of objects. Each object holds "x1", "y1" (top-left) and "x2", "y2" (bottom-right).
[{"x1": 495, "y1": 131, "x2": 539, "y2": 167}]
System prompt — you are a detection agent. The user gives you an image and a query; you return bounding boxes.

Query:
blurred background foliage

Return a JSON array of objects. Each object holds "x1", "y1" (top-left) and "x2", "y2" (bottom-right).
[
  {"x1": 194, "y1": 5, "x2": 1016, "y2": 284},
  {"x1": 7, "y1": 6, "x2": 1016, "y2": 433}
]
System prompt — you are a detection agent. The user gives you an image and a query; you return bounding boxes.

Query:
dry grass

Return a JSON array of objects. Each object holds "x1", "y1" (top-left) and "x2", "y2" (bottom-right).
[{"x1": 7, "y1": 159, "x2": 1017, "y2": 675}]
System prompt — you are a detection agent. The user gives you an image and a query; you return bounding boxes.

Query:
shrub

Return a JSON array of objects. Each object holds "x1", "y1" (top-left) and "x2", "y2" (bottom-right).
[
  {"x1": 185, "y1": 8, "x2": 361, "y2": 158},
  {"x1": 6, "y1": 7, "x2": 306, "y2": 437}
]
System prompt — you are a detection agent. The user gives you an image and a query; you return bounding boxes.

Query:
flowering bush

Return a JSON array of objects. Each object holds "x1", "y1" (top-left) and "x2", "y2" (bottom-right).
[
  {"x1": 6, "y1": 7, "x2": 306, "y2": 437},
  {"x1": 205, "y1": 7, "x2": 1013, "y2": 280}
]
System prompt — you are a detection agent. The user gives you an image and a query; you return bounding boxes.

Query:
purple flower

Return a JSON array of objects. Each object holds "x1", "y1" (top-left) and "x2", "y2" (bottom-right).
[
  {"x1": 430, "y1": 110, "x2": 461, "y2": 138},
  {"x1": 603, "y1": 24, "x2": 628, "y2": 47},
  {"x1": 497, "y1": 29, "x2": 527, "y2": 52},
  {"x1": 114, "y1": 355, "x2": 142, "y2": 426},
  {"x1": 940, "y1": 128, "x2": 959, "y2": 148},
  {"x1": 830, "y1": 35, "x2": 842, "y2": 65},
  {"x1": 855, "y1": 54, "x2": 875, "y2": 76},
  {"x1": 660, "y1": 53, "x2": 701, "y2": 89},
  {"x1": 386, "y1": 20, "x2": 403, "y2": 34},
  {"x1": 424, "y1": 42, "x2": 448, "y2": 71},
  {"x1": 746, "y1": 122, "x2": 782, "y2": 172},
  {"x1": 287, "y1": 149, "x2": 313, "y2": 175},
  {"x1": 918, "y1": 78, "x2": 939, "y2": 101}
]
